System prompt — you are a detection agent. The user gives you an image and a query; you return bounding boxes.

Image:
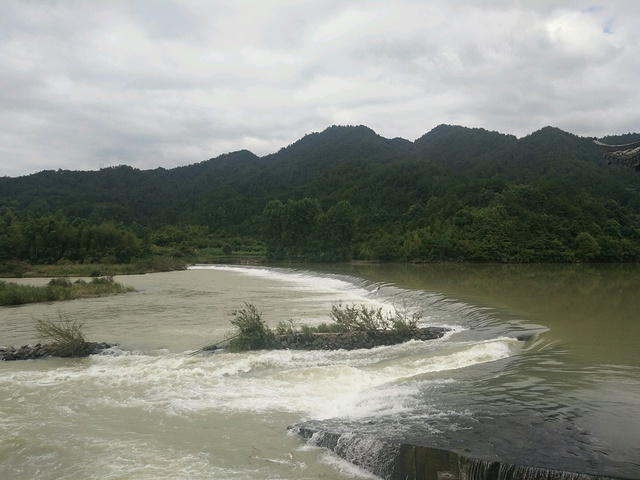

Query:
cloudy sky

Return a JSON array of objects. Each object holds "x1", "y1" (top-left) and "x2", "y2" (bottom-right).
[{"x1": 1, "y1": 1, "x2": 639, "y2": 177}]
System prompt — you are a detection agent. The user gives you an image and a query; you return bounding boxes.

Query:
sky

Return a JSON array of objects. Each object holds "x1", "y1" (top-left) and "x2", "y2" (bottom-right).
[{"x1": 1, "y1": 1, "x2": 639, "y2": 177}]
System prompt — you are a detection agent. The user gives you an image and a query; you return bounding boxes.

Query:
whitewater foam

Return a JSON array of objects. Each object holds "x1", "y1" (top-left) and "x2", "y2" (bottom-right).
[
  {"x1": 0, "y1": 266, "x2": 548, "y2": 480},
  {"x1": 190, "y1": 264, "x2": 390, "y2": 310},
  {"x1": 1, "y1": 334, "x2": 517, "y2": 426}
]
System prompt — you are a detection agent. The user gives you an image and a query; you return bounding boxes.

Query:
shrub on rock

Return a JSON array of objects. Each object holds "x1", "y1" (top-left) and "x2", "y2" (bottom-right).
[
  {"x1": 228, "y1": 303, "x2": 275, "y2": 352},
  {"x1": 34, "y1": 316, "x2": 90, "y2": 357}
]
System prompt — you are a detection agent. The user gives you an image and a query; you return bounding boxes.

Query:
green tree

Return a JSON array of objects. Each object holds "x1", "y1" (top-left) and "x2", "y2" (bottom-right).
[
  {"x1": 281, "y1": 198, "x2": 322, "y2": 259},
  {"x1": 261, "y1": 199, "x2": 285, "y2": 257},
  {"x1": 575, "y1": 232, "x2": 601, "y2": 262},
  {"x1": 318, "y1": 200, "x2": 357, "y2": 260}
]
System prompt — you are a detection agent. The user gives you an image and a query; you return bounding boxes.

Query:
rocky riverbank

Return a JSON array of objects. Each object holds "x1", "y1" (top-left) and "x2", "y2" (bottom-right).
[
  {"x1": 270, "y1": 326, "x2": 449, "y2": 350},
  {"x1": 0, "y1": 342, "x2": 114, "y2": 360},
  {"x1": 201, "y1": 326, "x2": 450, "y2": 353}
]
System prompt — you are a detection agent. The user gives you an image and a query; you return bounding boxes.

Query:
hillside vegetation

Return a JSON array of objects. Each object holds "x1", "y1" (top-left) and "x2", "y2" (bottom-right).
[{"x1": 1, "y1": 124, "x2": 640, "y2": 269}]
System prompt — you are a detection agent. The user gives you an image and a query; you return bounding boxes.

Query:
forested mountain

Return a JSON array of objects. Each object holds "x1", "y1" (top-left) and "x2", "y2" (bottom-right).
[{"x1": 1, "y1": 124, "x2": 640, "y2": 267}]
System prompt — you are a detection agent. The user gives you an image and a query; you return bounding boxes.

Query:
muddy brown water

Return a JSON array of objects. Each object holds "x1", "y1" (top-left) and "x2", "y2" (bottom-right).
[{"x1": 1, "y1": 264, "x2": 638, "y2": 479}]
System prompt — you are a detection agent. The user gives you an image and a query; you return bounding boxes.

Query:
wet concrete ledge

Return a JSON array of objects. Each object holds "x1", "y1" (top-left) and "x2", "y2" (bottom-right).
[{"x1": 292, "y1": 425, "x2": 635, "y2": 480}]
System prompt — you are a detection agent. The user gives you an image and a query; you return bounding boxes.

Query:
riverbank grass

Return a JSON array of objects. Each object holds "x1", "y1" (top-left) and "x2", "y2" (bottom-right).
[
  {"x1": 1, "y1": 257, "x2": 189, "y2": 279},
  {"x1": 0, "y1": 276, "x2": 134, "y2": 306}
]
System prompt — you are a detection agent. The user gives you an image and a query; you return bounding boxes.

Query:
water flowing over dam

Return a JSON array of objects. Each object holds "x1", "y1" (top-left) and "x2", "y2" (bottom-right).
[{"x1": 1, "y1": 264, "x2": 639, "y2": 479}]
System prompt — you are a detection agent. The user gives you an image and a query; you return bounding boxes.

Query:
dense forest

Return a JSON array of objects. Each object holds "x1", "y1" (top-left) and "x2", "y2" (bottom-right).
[{"x1": 1, "y1": 124, "x2": 640, "y2": 271}]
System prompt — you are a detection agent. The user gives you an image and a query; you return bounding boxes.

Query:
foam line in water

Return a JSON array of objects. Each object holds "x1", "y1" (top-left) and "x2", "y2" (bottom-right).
[
  {"x1": 377, "y1": 337, "x2": 516, "y2": 379},
  {"x1": 1, "y1": 336, "x2": 516, "y2": 423},
  {"x1": 316, "y1": 450, "x2": 383, "y2": 479},
  {"x1": 190, "y1": 264, "x2": 385, "y2": 307},
  {"x1": 190, "y1": 265, "x2": 488, "y2": 333}
]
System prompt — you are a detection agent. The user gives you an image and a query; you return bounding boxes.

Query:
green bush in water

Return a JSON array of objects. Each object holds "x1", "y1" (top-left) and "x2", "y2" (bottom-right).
[
  {"x1": 228, "y1": 303, "x2": 274, "y2": 352},
  {"x1": 329, "y1": 302, "x2": 421, "y2": 332},
  {"x1": 224, "y1": 301, "x2": 422, "y2": 352},
  {"x1": 34, "y1": 315, "x2": 89, "y2": 357},
  {"x1": 47, "y1": 277, "x2": 73, "y2": 288},
  {"x1": 275, "y1": 319, "x2": 296, "y2": 336}
]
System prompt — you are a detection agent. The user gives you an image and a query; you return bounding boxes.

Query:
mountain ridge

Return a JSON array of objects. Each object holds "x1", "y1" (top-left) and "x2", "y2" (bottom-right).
[
  {"x1": 0, "y1": 123, "x2": 636, "y2": 222},
  {"x1": 1, "y1": 123, "x2": 640, "y2": 264},
  {"x1": 5, "y1": 123, "x2": 630, "y2": 180}
]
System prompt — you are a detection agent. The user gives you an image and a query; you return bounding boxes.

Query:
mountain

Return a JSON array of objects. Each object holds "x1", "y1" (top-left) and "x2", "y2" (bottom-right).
[
  {"x1": 0, "y1": 124, "x2": 636, "y2": 219},
  {"x1": 414, "y1": 124, "x2": 517, "y2": 170},
  {"x1": 1, "y1": 124, "x2": 640, "y2": 264}
]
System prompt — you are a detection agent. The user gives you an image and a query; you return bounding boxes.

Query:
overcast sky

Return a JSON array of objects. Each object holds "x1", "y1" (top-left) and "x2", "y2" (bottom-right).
[{"x1": 1, "y1": 1, "x2": 639, "y2": 177}]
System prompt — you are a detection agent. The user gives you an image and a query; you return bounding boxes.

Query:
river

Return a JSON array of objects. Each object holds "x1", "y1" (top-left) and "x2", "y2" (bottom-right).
[{"x1": 1, "y1": 264, "x2": 639, "y2": 479}]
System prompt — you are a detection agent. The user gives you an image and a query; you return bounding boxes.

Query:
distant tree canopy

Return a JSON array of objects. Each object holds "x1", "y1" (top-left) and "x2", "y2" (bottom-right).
[
  {"x1": 1, "y1": 124, "x2": 640, "y2": 266},
  {"x1": 261, "y1": 198, "x2": 357, "y2": 261}
]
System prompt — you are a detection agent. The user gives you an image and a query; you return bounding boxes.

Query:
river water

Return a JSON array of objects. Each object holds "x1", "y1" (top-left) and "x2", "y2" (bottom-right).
[{"x1": 1, "y1": 264, "x2": 639, "y2": 479}]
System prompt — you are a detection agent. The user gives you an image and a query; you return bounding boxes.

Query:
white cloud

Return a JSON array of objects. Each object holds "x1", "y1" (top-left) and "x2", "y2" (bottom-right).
[
  {"x1": 0, "y1": 0, "x2": 639, "y2": 177},
  {"x1": 310, "y1": 9, "x2": 381, "y2": 44},
  {"x1": 240, "y1": 46, "x2": 296, "y2": 67}
]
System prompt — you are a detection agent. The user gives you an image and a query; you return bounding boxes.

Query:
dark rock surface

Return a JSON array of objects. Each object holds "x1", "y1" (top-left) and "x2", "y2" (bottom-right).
[
  {"x1": 198, "y1": 326, "x2": 449, "y2": 354},
  {"x1": 271, "y1": 326, "x2": 449, "y2": 350},
  {"x1": 0, "y1": 342, "x2": 114, "y2": 360}
]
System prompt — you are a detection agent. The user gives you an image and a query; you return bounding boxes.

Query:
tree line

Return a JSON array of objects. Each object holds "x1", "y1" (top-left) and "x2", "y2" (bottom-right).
[{"x1": 1, "y1": 124, "x2": 640, "y2": 268}]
